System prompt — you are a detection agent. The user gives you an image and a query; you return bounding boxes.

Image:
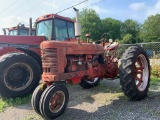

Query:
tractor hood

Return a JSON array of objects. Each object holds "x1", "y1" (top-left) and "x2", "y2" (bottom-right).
[{"x1": 41, "y1": 41, "x2": 104, "y2": 55}]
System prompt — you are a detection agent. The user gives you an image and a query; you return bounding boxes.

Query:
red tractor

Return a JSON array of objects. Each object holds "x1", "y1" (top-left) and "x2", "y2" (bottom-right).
[
  {"x1": 31, "y1": 8, "x2": 150, "y2": 119},
  {"x1": 2, "y1": 18, "x2": 36, "y2": 36},
  {"x1": 0, "y1": 14, "x2": 75, "y2": 98},
  {"x1": 3, "y1": 24, "x2": 36, "y2": 36}
]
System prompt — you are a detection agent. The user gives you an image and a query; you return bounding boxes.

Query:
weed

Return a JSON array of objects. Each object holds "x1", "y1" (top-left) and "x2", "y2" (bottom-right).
[
  {"x1": 150, "y1": 77, "x2": 160, "y2": 86},
  {"x1": 0, "y1": 94, "x2": 31, "y2": 112},
  {"x1": 151, "y1": 64, "x2": 160, "y2": 78},
  {"x1": 22, "y1": 114, "x2": 43, "y2": 120}
]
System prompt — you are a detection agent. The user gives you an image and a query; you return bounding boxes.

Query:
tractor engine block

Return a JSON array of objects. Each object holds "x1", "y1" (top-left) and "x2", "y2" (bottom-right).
[
  {"x1": 103, "y1": 56, "x2": 118, "y2": 78},
  {"x1": 65, "y1": 55, "x2": 87, "y2": 72}
]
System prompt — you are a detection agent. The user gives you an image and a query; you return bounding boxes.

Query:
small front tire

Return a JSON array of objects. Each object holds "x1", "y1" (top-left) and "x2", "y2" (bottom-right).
[
  {"x1": 39, "y1": 84, "x2": 69, "y2": 120},
  {"x1": 31, "y1": 84, "x2": 47, "y2": 115}
]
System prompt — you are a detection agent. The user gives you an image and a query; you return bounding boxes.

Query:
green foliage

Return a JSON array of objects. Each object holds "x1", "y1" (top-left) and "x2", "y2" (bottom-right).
[
  {"x1": 101, "y1": 18, "x2": 122, "y2": 40},
  {"x1": 119, "y1": 34, "x2": 133, "y2": 44},
  {"x1": 140, "y1": 14, "x2": 160, "y2": 42},
  {"x1": 0, "y1": 94, "x2": 31, "y2": 112},
  {"x1": 77, "y1": 8, "x2": 160, "y2": 43},
  {"x1": 150, "y1": 77, "x2": 160, "y2": 86},
  {"x1": 151, "y1": 64, "x2": 160, "y2": 78},
  {"x1": 121, "y1": 19, "x2": 141, "y2": 43},
  {"x1": 79, "y1": 9, "x2": 102, "y2": 41},
  {"x1": 0, "y1": 100, "x2": 7, "y2": 112}
]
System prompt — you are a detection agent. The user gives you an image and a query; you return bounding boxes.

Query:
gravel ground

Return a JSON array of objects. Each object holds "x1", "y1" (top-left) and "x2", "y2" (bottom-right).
[{"x1": 0, "y1": 79, "x2": 160, "y2": 120}]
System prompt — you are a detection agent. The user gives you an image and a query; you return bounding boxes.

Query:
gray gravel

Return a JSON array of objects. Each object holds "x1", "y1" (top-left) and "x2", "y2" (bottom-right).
[{"x1": 0, "y1": 79, "x2": 160, "y2": 120}]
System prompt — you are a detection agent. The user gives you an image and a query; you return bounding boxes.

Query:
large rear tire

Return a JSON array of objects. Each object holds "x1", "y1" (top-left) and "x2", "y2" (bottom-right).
[
  {"x1": 0, "y1": 52, "x2": 41, "y2": 98},
  {"x1": 119, "y1": 45, "x2": 150, "y2": 100},
  {"x1": 79, "y1": 77, "x2": 100, "y2": 89}
]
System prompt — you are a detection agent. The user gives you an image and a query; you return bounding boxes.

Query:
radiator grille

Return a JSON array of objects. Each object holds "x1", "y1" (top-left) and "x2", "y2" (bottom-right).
[{"x1": 41, "y1": 48, "x2": 58, "y2": 73}]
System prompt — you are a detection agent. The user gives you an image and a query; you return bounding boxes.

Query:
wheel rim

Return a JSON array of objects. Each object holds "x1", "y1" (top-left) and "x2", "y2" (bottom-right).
[
  {"x1": 49, "y1": 91, "x2": 65, "y2": 113},
  {"x1": 134, "y1": 54, "x2": 149, "y2": 91},
  {"x1": 86, "y1": 77, "x2": 99, "y2": 84},
  {"x1": 4, "y1": 63, "x2": 33, "y2": 91}
]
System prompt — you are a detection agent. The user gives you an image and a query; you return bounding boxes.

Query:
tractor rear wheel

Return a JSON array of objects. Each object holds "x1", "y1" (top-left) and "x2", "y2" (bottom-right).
[
  {"x1": 39, "y1": 84, "x2": 69, "y2": 119},
  {"x1": 119, "y1": 45, "x2": 150, "y2": 100},
  {"x1": 0, "y1": 52, "x2": 41, "y2": 98},
  {"x1": 79, "y1": 77, "x2": 100, "y2": 89}
]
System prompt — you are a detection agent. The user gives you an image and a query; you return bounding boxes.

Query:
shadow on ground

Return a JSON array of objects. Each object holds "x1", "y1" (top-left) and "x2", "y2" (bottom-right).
[
  {"x1": 54, "y1": 79, "x2": 160, "y2": 120},
  {"x1": 2, "y1": 79, "x2": 160, "y2": 120},
  {"x1": 55, "y1": 91, "x2": 160, "y2": 120}
]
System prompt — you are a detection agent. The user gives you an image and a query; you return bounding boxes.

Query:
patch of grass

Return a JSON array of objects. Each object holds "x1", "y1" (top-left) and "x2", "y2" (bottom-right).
[
  {"x1": 151, "y1": 64, "x2": 160, "y2": 78},
  {"x1": 152, "y1": 111, "x2": 160, "y2": 117},
  {"x1": 22, "y1": 114, "x2": 42, "y2": 120},
  {"x1": 0, "y1": 100, "x2": 8, "y2": 112},
  {"x1": 106, "y1": 93, "x2": 124, "y2": 101},
  {"x1": 22, "y1": 115, "x2": 35, "y2": 120},
  {"x1": 0, "y1": 94, "x2": 32, "y2": 112},
  {"x1": 150, "y1": 77, "x2": 160, "y2": 86}
]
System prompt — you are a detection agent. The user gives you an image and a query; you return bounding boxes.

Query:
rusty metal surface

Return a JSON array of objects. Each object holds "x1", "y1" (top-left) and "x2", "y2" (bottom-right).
[
  {"x1": 0, "y1": 35, "x2": 44, "y2": 45},
  {"x1": 41, "y1": 41, "x2": 104, "y2": 54},
  {"x1": 36, "y1": 14, "x2": 75, "y2": 23},
  {"x1": 41, "y1": 40, "x2": 119, "y2": 84}
]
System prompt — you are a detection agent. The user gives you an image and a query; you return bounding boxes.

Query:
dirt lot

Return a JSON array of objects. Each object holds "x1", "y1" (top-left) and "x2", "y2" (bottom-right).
[{"x1": 0, "y1": 79, "x2": 160, "y2": 120}]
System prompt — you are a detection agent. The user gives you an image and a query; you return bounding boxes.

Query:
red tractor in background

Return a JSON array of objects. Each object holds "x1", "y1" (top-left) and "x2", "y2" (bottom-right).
[
  {"x1": 2, "y1": 24, "x2": 36, "y2": 36},
  {"x1": 31, "y1": 8, "x2": 150, "y2": 119},
  {"x1": 2, "y1": 18, "x2": 35, "y2": 36},
  {"x1": 0, "y1": 14, "x2": 76, "y2": 98}
]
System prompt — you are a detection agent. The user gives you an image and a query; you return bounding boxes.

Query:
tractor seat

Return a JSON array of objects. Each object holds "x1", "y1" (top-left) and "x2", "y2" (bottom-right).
[{"x1": 105, "y1": 42, "x2": 119, "y2": 50}]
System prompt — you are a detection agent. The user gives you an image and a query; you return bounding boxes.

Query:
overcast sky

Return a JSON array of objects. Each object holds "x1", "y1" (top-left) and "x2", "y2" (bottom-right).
[{"x1": 0, "y1": 0, "x2": 160, "y2": 34}]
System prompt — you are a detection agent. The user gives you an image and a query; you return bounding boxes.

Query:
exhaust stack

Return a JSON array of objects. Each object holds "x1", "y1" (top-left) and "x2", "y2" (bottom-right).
[
  {"x1": 2, "y1": 28, "x2": 6, "y2": 35},
  {"x1": 29, "y1": 18, "x2": 32, "y2": 36},
  {"x1": 73, "y1": 7, "x2": 81, "y2": 38}
]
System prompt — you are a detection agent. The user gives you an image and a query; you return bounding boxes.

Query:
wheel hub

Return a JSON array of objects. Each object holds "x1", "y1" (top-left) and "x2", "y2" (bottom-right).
[
  {"x1": 135, "y1": 54, "x2": 149, "y2": 91},
  {"x1": 4, "y1": 63, "x2": 33, "y2": 91},
  {"x1": 49, "y1": 91, "x2": 65, "y2": 113}
]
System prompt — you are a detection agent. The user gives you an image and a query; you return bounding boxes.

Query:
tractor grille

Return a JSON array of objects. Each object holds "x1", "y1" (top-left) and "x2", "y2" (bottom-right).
[{"x1": 41, "y1": 48, "x2": 58, "y2": 73}]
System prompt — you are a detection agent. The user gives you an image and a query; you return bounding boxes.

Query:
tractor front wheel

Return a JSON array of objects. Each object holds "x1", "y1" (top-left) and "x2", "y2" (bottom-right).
[
  {"x1": 31, "y1": 84, "x2": 47, "y2": 115},
  {"x1": 119, "y1": 45, "x2": 150, "y2": 100},
  {"x1": 39, "y1": 84, "x2": 69, "y2": 119}
]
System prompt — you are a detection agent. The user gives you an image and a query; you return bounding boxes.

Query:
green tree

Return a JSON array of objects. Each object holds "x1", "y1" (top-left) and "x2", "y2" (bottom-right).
[
  {"x1": 78, "y1": 9, "x2": 102, "y2": 41},
  {"x1": 120, "y1": 34, "x2": 134, "y2": 44},
  {"x1": 121, "y1": 19, "x2": 141, "y2": 43},
  {"x1": 101, "y1": 18, "x2": 122, "y2": 41},
  {"x1": 140, "y1": 14, "x2": 160, "y2": 42}
]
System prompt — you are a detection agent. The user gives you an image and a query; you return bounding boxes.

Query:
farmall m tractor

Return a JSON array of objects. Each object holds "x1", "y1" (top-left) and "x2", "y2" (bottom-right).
[
  {"x1": 0, "y1": 13, "x2": 76, "y2": 98},
  {"x1": 31, "y1": 8, "x2": 150, "y2": 119}
]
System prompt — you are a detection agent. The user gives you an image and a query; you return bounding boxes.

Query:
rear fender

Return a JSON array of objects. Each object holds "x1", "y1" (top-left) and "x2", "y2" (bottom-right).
[{"x1": 17, "y1": 48, "x2": 42, "y2": 72}]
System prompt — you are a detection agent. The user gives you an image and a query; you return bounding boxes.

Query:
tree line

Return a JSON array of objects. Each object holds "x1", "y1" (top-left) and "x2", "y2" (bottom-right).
[{"x1": 78, "y1": 8, "x2": 160, "y2": 44}]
